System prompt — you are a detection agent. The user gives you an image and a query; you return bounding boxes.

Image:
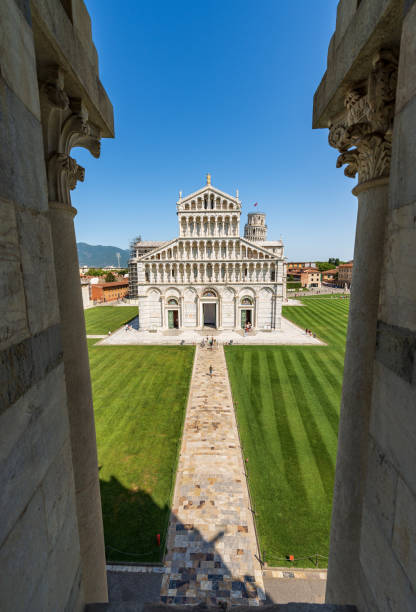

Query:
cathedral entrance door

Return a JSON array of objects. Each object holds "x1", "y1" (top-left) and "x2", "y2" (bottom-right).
[
  {"x1": 203, "y1": 303, "x2": 216, "y2": 328},
  {"x1": 168, "y1": 310, "x2": 179, "y2": 329},
  {"x1": 241, "y1": 309, "x2": 252, "y2": 328}
]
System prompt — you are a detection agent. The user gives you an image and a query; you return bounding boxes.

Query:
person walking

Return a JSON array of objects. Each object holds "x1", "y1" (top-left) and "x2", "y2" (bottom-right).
[{"x1": 209, "y1": 365, "x2": 213, "y2": 377}]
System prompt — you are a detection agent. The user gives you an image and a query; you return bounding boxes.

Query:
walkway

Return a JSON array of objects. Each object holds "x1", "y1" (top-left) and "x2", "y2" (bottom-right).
[{"x1": 160, "y1": 346, "x2": 265, "y2": 606}]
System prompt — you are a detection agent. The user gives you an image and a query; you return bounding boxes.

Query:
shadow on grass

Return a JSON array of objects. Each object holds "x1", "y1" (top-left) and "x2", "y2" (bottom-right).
[
  {"x1": 100, "y1": 475, "x2": 169, "y2": 563},
  {"x1": 98, "y1": 476, "x2": 266, "y2": 606}
]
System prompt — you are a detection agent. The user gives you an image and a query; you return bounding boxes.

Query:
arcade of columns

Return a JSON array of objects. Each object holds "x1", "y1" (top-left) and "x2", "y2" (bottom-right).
[{"x1": 143, "y1": 242, "x2": 277, "y2": 285}]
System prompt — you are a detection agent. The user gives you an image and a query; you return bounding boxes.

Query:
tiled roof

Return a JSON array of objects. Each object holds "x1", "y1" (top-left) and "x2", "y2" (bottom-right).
[{"x1": 97, "y1": 280, "x2": 129, "y2": 288}]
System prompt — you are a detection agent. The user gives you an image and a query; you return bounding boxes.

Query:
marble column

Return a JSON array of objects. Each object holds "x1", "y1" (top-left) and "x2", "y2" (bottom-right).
[
  {"x1": 41, "y1": 88, "x2": 109, "y2": 604},
  {"x1": 49, "y1": 201, "x2": 108, "y2": 602},
  {"x1": 196, "y1": 296, "x2": 200, "y2": 328},
  {"x1": 325, "y1": 50, "x2": 397, "y2": 605},
  {"x1": 160, "y1": 295, "x2": 167, "y2": 329},
  {"x1": 217, "y1": 297, "x2": 222, "y2": 329},
  {"x1": 180, "y1": 296, "x2": 184, "y2": 328}
]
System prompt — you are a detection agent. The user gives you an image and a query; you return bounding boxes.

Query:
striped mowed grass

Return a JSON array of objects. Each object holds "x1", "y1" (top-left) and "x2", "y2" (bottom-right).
[
  {"x1": 224, "y1": 295, "x2": 349, "y2": 568},
  {"x1": 84, "y1": 305, "x2": 138, "y2": 334},
  {"x1": 88, "y1": 341, "x2": 195, "y2": 562}
]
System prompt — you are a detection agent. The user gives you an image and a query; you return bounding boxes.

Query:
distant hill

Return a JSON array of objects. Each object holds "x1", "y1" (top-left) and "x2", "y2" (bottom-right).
[{"x1": 77, "y1": 242, "x2": 130, "y2": 268}]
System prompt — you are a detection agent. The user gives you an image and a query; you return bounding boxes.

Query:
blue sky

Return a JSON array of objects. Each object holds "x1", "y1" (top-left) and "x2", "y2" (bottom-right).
[{"x1": 73, "y1": 1, "x2": 357, "y2": 261}]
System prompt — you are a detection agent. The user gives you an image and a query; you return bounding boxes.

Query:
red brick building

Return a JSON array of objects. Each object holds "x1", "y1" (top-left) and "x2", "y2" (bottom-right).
[{"x1": 90, "y1": 280, "x2": 129, "y2": 303}]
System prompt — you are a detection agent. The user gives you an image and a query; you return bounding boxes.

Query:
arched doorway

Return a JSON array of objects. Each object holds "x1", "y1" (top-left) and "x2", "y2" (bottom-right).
[
  {"x1": 201, "y1": 289, "x2": 218, "y2": 328},
  {"x1": 167, "y1": 297, "x2": 179, "y2": 329},
  {"x1": 240, "y1": 296, "x2": 254, "y2": 329}
]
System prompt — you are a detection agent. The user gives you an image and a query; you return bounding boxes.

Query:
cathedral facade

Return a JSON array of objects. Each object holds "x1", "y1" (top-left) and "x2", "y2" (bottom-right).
[{"x1": 129, "y1": 176, "x2": 285, "y2": 331}]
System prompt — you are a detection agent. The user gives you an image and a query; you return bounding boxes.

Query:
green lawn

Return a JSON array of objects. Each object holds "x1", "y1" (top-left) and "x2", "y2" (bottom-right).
[
  {"x1": 84, "y1": 306, "x2": 138, "y2": 334},
  {"x1": 88, "y1": 342, "x2": 195, "y2": 562},
  {"x1": 225, "y1": 295, "x2": 350, "y2": 568}
]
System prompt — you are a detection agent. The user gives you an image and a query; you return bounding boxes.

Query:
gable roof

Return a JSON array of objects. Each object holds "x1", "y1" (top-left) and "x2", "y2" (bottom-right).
[{"x1": 177, "y1": 183, "x2": 240, "y2": 206}]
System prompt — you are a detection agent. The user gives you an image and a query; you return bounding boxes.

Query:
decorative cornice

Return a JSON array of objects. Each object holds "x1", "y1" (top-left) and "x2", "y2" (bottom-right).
[{"x1": 328, "y1": 49, "x2": 398, "y2": 186}]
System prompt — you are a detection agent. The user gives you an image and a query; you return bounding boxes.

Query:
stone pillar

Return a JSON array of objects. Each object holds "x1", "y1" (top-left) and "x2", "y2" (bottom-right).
[
  {"x1": 49, "y1": 202, "x2": 108, "y2": 603},
  {"x1": 179, "y1": 296, "x2": 184, "y2": 328},
  {"x1": 161, "y1": 295, "x2": 167, "y2": 328},
  {"x1": 196, "y1": 295, "x2": 200, "y2": 328},
  {"x1": 39, "y1": 83, "x2": 109, "y2": 604},
  {"x1": 254, "y1": 296, "x2": 259, "y2": 329},
  {"x1": 325, "y1": 51, "x2": 397, "y2": 605},
  {"x1": 272, "y1": 293, "x2": 277, "y2": 330}
]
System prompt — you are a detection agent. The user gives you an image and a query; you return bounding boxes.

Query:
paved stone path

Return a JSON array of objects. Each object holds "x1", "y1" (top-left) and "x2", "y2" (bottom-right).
[{"x1": 160, "y1": 346, "x2": 265, "y2": 606}]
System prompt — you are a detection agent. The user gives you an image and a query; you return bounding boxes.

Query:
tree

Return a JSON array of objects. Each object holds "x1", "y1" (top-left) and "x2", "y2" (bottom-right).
[
  {"x1": 88, "y1": 268, "x2": 105, "y2": 276},
  {"x1": 316, "y1": 261, "x2": 335, "y2": 272},
  {"x1": 105, "y1": 272, "x2": 116, "y2": 282}
]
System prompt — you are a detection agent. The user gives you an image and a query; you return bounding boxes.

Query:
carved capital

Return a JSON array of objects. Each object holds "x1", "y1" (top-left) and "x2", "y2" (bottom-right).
[
  {"x1": 328, "y1": 49, "x2": 398, "y2": 185},
  {"x1": 40, "y1": 67, "x2": 102, "y2": 209},
  {"x1": 48, "y1": 153, "x2": 85, "y2": 204}
]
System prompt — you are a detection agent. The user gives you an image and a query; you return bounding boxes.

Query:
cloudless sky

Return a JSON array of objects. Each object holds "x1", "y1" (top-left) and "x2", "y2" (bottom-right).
[{"x1": 74, "y1": 1, "x2": 357, "y2": 261}]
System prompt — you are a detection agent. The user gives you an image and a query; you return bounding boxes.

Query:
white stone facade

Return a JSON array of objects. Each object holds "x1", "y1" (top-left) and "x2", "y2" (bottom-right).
[{"x1": 129, "y1": 178, "x2": 285, "y2": 331}]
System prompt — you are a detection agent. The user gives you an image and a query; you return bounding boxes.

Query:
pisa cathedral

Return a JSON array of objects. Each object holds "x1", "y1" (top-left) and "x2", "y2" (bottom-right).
[{"x1": 129, "y1": 176, "x2": 286, "y2": 331}]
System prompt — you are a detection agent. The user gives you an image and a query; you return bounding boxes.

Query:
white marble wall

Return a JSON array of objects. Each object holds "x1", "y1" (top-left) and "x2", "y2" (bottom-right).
[{"x1": 137, "y1": 284, "x2": 282, "y2": 331}]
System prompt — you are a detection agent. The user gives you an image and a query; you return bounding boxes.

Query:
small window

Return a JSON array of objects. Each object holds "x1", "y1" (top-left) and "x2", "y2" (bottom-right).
[
  {"x1": 168, "y1": 298, "x2": 178, "y2": 305},
  {"x1": 203, "y1": 290, "x2": 216, "y2": 297}
]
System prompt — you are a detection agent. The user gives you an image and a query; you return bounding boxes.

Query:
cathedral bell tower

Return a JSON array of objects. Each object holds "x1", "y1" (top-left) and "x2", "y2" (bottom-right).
[{"x1": 244, "y1": 212, "x2": 267, "y2": 242}]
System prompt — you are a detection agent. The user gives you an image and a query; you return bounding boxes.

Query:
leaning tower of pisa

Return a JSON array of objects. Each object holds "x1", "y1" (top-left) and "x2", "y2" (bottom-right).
[{"x1": 244, "y1": 212, "x2": 267, "y2": 242}]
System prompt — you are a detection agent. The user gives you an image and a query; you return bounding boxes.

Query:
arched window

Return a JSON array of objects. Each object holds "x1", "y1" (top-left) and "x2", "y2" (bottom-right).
[
  {"x1": 241, "y1": 296, "x2": 253, "y2": 305},
  {"x1": 203, "y1": 290, "x2": 216, "y2": 297},
  {"x1": 168, "y1": 298, "x2": 178, "y2": 305}
]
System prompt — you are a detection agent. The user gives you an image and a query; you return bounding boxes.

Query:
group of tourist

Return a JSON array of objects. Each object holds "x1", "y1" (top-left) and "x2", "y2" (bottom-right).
[
  {"x1": 200, "y1": 336, "x2": 217, "y2": 349},
  {"x1": 305, "y1": 328, "x2": 317, "y2": 338},
  {"x1": 244, "y1": 321, "x2": 252, "y2": 335}
]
